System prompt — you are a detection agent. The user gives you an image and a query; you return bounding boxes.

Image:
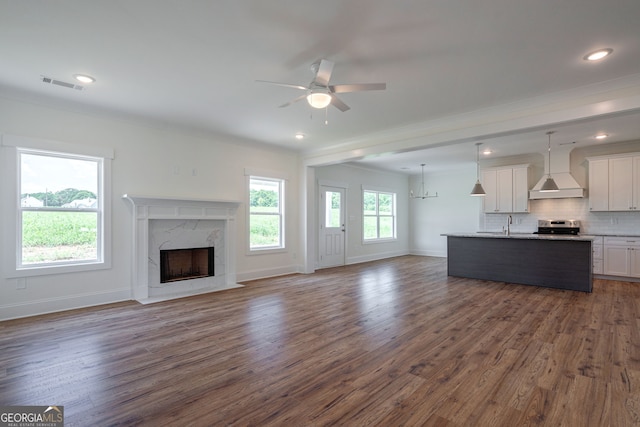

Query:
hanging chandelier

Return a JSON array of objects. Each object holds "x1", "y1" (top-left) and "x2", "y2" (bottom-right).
[{"x1": 410, "y1": 164, "x2": 438, "y2": 199}]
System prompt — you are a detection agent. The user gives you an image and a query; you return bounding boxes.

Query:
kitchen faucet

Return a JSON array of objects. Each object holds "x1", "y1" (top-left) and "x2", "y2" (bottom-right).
[{"x1": 507, "y1": 215, "x2": 512, "y2": 236}]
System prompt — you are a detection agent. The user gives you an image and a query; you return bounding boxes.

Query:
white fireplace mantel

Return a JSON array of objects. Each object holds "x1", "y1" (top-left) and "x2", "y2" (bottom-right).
[{"x1": 123, "y1": 194, "x2": 242, "y2": 303}]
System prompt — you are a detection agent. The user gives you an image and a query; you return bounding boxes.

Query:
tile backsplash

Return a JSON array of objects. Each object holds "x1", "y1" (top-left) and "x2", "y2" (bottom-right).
[{"x1": 482, "y1": 198, "x2": 640, "y2": 235}]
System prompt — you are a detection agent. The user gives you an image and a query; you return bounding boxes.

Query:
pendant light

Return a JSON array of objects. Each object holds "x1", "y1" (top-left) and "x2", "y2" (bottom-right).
[
  {"x1": 410, "y1": 164, "x2": 438, "y2": 199},
  {"x1": 540, "y1": 131, "x2": 559, "y2": 192},
  {"x1": 470, "y1": 142, "x2": 486, "y2": 196}
]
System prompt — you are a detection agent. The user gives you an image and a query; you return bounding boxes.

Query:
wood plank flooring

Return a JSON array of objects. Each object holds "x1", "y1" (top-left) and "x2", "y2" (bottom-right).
[{"x1": 1, "y1": 255, "x2": 640, "y2": 426}]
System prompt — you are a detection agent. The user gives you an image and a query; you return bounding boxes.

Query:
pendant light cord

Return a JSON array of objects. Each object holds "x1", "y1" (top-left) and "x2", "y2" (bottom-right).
[
  {"x1": 547, "y1": 131, "x2": 554, "y2": 177},
  {"x1": 476, "y1": 144, "x2": 480, "y2": 179}
]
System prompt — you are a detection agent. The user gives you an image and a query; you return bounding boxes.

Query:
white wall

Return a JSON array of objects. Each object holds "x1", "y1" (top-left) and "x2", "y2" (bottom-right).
[
  {"x1": 409, "y1": 167, "x2": 480, "y2": 257},
  {"x1": 314, "y1": 164, "x2": 410, "y2": 265},
  {"x1": 0, "y1": 96, "x2": 300, "y2": 320}
]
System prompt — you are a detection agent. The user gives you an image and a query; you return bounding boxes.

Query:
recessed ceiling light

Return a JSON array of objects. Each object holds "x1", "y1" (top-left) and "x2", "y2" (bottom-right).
[
  {"x1": 482, "y1": 149, "x2": 492, "y2": 155},
  {"x1": 295, "y1": 133, "x2": 304, "y2": 140},
  {"x1": 595, "y1": 134, "x2": 609, "y2": 139},
  {"x1": 583, "y1": 48, "x2": 613, "y2": 61},
  {"x1": 73, "y1": 74, "x2": 96, "y2": 84}
]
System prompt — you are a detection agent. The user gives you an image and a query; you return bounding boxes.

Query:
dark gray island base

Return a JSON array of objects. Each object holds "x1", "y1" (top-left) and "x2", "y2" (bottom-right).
[{"x1": 446, "y1": 235, "x2": 593, "y2": 292}]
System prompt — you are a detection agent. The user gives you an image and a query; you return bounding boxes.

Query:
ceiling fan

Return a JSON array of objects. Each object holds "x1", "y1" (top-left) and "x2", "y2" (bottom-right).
[{"x1": 256, "y1": 59, "x2": 386, "y2": 112}]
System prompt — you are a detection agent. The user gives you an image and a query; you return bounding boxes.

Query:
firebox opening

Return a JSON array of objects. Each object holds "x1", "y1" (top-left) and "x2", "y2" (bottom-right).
[{"x1": 160, "y1": 247, "x2": 214, "y2": 283}]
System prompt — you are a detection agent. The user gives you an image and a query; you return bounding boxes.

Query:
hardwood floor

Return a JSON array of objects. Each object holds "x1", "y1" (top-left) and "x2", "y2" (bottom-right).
[{"x1": 1, "y1": 255, "x2": 639, "y2": 426}]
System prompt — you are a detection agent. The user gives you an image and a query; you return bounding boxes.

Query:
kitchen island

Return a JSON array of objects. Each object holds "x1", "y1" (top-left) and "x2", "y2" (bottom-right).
[{"x1": 443, "y1": 233, "x2": 593, "y2": 292}]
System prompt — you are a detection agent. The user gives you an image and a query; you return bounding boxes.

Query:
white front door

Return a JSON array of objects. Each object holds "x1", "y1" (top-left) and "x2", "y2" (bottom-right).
[{"x1": 319, "y1": 185, "x2": 346, "y2": 268}]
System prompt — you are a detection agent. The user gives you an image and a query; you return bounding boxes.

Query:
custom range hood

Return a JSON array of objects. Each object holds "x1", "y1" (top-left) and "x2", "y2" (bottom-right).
[{"x1": 529, "y1": 145, "x2": 584, "y2": 199}]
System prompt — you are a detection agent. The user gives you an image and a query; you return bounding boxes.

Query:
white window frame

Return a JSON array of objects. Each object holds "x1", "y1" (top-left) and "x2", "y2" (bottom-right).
[
  {"x1": 245, "y1": 168, "x2": 287, "y2": 254},
  {"x1": 362, "y1": 186, "x2": 397, "y2": 243},
  {"x1": 1, "y1": 134, "x2": 113, "y2": 278}
]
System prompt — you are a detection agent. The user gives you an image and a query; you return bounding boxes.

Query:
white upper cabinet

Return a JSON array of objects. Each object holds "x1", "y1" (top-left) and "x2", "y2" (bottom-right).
[
  {"x1": 609, "y1": 157, "x2": 633, "y2": 211},
  {"x1": 481, "y1": 165, "x2": 530, "y2": 213},
  {"x1": 588, "y1": 158, "x2": 609, "y2": 211},
  {"x1": 512, "y1": 166, "x2": 529, "y2": 213},
  {"x1": 481, "y1": 169, "x2": 499, "y2": 212},
  {"x1": 588, "y1": 153, "x2": 640, "y2": 212},
  {"x1": 634, "y1": 156, "x2": 640, "y2": 211}
]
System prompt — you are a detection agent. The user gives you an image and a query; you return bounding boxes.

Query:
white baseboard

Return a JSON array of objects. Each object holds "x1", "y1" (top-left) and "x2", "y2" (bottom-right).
[
  {"x1": 594, "y1": 274, "x2": 640, "y2": 283},
  {"x1": 0, "y1": 287, "x2": 131, "y2": 321},
  {"x1": 236, "y1": 264, "x2": 300, "y2": 283},
  {"x1": 409, "y1": 249, "x2": 447, "y2": 258},
  {"x1": 346, "y1": 250, "x2": 410, "y2": 265}
]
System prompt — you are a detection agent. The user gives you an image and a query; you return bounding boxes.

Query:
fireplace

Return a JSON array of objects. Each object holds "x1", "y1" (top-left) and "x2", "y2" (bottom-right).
[
  {"x1": 160, "y1": 247, "x2": 214, "y2": 283},
  {"x1": 122, "y1": 195, "x2": 242, "y2": 303}
]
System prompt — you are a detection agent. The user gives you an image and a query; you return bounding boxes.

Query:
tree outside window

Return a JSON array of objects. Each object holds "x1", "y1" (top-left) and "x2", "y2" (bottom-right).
[
  {"x1": 19, "y1": 150, "x2": 103, "y2": 266},
  {"x1": 249, "y1": 177, "x2": 284, "y2": 250}
]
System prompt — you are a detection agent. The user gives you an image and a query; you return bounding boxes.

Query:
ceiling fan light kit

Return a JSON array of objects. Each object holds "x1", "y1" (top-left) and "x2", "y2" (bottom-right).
[
  {"x1": 257, "y1": 59, "x2": 386, "y2": 114},
  {"x1": 307, "y1": 92, "x2": 332, "y2": 109}
]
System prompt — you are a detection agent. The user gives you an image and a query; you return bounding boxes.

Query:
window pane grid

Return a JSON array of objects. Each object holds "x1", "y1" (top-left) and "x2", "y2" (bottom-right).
[
  {"x1": 363, "y1": 190, "x2": 396, "y2": 241},
  {"x1": 18, "y1": 149, "x2": 103, "y2": 267},
  {"x1": 249, "y1": 176, "x2": 284, "y2": 250}
]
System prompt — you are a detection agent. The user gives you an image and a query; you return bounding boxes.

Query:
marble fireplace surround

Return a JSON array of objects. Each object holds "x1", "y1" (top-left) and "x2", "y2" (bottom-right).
[{"x1": 123, "y1": 195, "x2": 242, "y2": 304}]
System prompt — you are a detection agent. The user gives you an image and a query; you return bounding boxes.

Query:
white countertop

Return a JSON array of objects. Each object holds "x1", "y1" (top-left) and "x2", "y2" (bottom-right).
[
  {"x1": 442, "y1": 232, "x2": 595, "y2": 241},
  {"x1": 583, "y1": 233, "x2": 640, "y2": 238}
]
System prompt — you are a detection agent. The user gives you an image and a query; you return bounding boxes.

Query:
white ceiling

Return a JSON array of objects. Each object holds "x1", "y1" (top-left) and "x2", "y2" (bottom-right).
[{"x1": 1, "y1": 0, "x2": 639, "y2": 174}]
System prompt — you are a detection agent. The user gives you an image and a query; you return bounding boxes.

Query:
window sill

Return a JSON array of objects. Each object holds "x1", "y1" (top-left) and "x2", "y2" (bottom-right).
[
  {"x1": 247, "y1": 247, "x2": 287, "y2": 256},
  {"x1": 6, "y1": 260, "x2": 111, "y2": 278},
  {"x1": 363, "y1": 238, "x2": 398, "y2": 245}
]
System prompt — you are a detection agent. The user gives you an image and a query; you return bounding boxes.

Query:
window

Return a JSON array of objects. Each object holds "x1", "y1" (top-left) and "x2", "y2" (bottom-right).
[
  {"x1": 249, "y1": 176, "x2": 285, "y2": 251},
  {"x1": 1, "y1": 135, "x2": 112, "y2": 277},
  {"x1": 325, "y1": 190, "x2": 342, "y2": 228},
  {"x1": 363, "y1": 189, "x2": 396, "y2": 241}
]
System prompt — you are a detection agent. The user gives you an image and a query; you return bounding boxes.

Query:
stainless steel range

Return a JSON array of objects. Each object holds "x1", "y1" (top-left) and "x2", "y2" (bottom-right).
[{"x1": 534, "y1": 219, "x2": 580, "y2": 235}]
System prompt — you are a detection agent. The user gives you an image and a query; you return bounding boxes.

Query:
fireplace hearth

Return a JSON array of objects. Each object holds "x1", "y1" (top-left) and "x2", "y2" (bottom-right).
[{"x1": 160, "y1": 247, "x2": 214, "y2": 283}]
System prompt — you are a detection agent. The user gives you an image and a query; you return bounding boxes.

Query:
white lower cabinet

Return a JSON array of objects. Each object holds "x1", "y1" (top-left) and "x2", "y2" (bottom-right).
[
  {"x1": 632, "y1": 247, "x2": 640, "y2": 277},
  {"x1": 603, "y1": 236, "x2": 640, "y2": 278},
  {"x1": 592, "y1": 236, "x2": 603, "y2": 274}
]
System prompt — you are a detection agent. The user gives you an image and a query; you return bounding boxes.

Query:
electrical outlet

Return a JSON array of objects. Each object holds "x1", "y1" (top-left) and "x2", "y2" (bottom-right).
[{"x1": 17, "y1": 278, "x2": 26, "y2": 289}]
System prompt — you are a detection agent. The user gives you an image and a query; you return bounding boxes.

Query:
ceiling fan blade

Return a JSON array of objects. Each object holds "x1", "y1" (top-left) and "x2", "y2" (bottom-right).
[
  {"x1": 314, "y1": 59, "x2": 334, "y2": 86},
  {"x1": 256, "y1": 80, "x2": 307, "y2": 91},
  {"x1": 278, "y1": 94, "x2": 307, "y2": 108},
  {"x1": 330, "y1": 83, "x2": 386, "y2": 93},
  {"x1": 331, "y1": 95, "x2": 350, "y2": 112}
]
